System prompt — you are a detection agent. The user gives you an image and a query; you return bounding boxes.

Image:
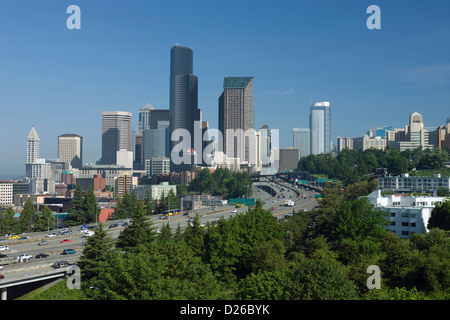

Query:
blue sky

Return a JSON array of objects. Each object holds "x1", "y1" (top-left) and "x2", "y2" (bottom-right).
[{"x1": 1, "y1": 0, "x2": 450, "y2": 176}]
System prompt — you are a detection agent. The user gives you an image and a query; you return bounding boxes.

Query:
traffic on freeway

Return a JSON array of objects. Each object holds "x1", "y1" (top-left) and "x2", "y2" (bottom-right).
[{"x1": 0, "y1": 177, "x2": 319, "y2": 281}]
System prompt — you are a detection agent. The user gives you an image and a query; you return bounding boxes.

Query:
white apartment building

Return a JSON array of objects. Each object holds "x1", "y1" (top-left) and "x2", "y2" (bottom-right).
[
  {"x1": 0, "y1": 182, "x2": 13, "y2": 206},
  {"x1": 145, "y1": 157, "x2": 170, "y2": 176},
  {"x1": 132, "y1": 182, "x2": 177, "y2": 201},
  {"x1": 378, "y1": 173, "x2": 450, "y2": 193},
  {"x1": 366, "y1": 190, "x2": 447, "y2": 238}
]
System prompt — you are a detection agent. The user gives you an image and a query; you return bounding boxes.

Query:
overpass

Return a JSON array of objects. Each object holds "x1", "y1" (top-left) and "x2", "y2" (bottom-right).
[{"x1": 0, "y1": 264, "x2": 72, "y2": 300}]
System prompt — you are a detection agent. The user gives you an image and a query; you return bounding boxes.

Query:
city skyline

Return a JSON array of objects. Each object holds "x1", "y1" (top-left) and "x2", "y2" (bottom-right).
[{"x1": 1, "y1": 0, "x2": 450, "y2": 176}]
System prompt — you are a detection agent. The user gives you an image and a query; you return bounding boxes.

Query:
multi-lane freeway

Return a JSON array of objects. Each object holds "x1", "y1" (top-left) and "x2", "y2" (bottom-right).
[{"x1": 0, "y1": 178, "x2": 319, "y2": 292}]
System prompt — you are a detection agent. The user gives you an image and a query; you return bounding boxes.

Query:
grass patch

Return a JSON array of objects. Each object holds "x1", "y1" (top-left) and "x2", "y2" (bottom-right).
[{"x1": 16, "y1": 277, "x2": 84, "y2": 300}]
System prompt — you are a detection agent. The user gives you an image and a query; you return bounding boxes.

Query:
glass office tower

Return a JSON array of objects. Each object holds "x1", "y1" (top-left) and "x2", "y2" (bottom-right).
[{"x1": 309, "y1": 102, "x2": 331, "y2": 155}]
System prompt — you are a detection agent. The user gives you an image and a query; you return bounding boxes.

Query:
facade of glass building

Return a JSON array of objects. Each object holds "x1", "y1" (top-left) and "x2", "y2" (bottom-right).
[{"x1": 309, "y1": 102, "x2": 331, "y2": 155}]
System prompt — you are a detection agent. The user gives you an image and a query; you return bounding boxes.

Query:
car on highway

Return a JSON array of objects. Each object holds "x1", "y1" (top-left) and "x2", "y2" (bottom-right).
[
  {"x1": 232, "y1": 209, "x2": 237, "y2": 213},
  {"x1": 52, "y1": 261, "x2": 69, "y2": 268},
  {"x1": 0, "y1": 275, "x2": 4, "y2": 280},
  {"x1": 38, "y1": 240, "x2": 49, "y2": 246},
  {"x1": 62, "y1": 249, "x2": 76, "y2": 255},
  {"x1": 35, "y1": 253, "x2": 49, "y2": 258},
  {"x1": 60, "y1": 239, "x2": 72, "y2": 243},
  {"x1": 46, "y1": 233, "x2": 56, "y2": 238},
  {"x1": 7, "y1": 235, "x2": 19, "y2": 240},
  {"x1": 0, "y1": 265, "x2": 3, "y2": 271},
  {"x1": 109, "y1": 223, "x2": 118, "y2": 228},
  {"x1": 0, "y1": 246, "x2": 9, "y2": 251},
  {"x1": 0, "y1": 254, "x2": 7, "y2": 258},
  {"x1": 19, "y1": 236, "x2": 30, "y2": 240}
]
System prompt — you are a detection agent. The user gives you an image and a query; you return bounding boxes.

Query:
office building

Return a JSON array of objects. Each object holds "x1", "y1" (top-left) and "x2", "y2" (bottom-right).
[
  {"x1": 136, "y1": 104, "x2": 170, "y2": 170},
  {"x1": 58, "y1": 134, "x2": 83, "y2": 169},
  {"x1": 73, "y1": 164, "x2": 132, "y2": 187},
  {"x1": 116, "y1": 149, "x2": 133, "y2": 169},
  {"x1": 114, "y1": 175, "x2": 137, "y2": 198},
  {"x1": 169, "y1": 45, "x2": 201, "y2": 171},
  {"x1": 378, "y1": 173, "x2": 450, "y2": 193},
  {"x1": 145, "y1": 157, "x2": 171, "y2": 176},
  {"x1": 138, "y1": 102, "x2": 170, "y2": 133},
  {"x1": 218, "y1": 77, "x2": 255, "y2": 163},
  {"x1": 387, "y1": 112, "x2": 434, "y2": 151},
  {"x1": 279, "y1": 148, "x2": 300, "y2": 172},
  {"x1": 0, "y1": 181, "x2": 13, "y2": 206},
  {"x1": 293, "y1": 128, "x2": 310, "y2": 157},
  {"x1": 367, "y1": 189, "x2": 446, "y2": 238},
  {"x1": 133, "y1": 182, "x2": 176, "y2": 201},
  {"x1": 101, "y1": 111, "x2": 132, "y2": 165},
  {"x1": 309, "y1": 102, "x2": 331, "y2": 155},
  {"x1": 143, "y1": 120, "x2": 170, "y2": 166},
  {"x1": 76, "y1": 174, "x2": 106, "y2": 193}
]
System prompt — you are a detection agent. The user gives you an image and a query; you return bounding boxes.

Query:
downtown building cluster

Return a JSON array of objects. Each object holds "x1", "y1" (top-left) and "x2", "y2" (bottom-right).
[
  {"x1": 336, "y1": 112, "x2": 450, "y2": 153},
  {"x1": 1, "y1": 45, "x2": 301, "y2": 209}
]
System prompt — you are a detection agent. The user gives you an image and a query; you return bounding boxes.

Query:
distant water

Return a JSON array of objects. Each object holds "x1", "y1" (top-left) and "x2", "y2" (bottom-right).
[{"x1": 0, "y1": 174, "x2": 24, "y2": 180}]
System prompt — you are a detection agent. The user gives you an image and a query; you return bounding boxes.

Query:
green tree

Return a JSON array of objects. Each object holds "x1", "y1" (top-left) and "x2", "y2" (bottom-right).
[
  {"x1": 237, "y1": 268, "x2": 291, "y2": 300},
  {"x1": 0, "y1": 206, "x2": 17, "y2": 235},
  {"x1": 78, "y1": 223, "x2": 116, "y2": 295},
  {"x1": 286, "y1": 255, "x2": 358, "y2": 300},
  {"x1": 331, "y1": 198, "x2": 389, "y2": 243},
  {"x1": 157, "y1": 223, "x2": 173, "y2": 244},
  {"x1": 418, "y1": 148, "x2": 449, "y2": 169},
  {"x1": 205, "y1": 205, "x2": 284, "y2": 282},
  {"x1": 182, "y1": 214, "x2": 206, "y2": 259},
  {"x1": 116, "y1": 200, "x2": 156, "y2": 250},
  {"x1": 93, "y1": 241, "x2": 227, "y2": 300},
  {"x1": 83, "y1": 187, "x2": 99, "y2": 224},
  {"x1": 114, "y1": 190, "x2": 136, "y2": 220},
  {"x1": 428, "y1": 199, "x2": 450, "y2": 230},
  {"x1": 365, "y1": 286, "x2": 425, "y2": 300},
  {"x1": 18, "y1": 198, "x2": 35, "y2": 233},
  {"x1": 33, "y1": 205, "x2": 55, "y2": 232},
  {"x1": 380, "y1": 233, "x2": 418, "y2": 287}
]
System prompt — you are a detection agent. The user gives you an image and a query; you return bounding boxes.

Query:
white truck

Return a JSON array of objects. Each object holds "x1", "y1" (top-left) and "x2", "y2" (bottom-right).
[
  {"x1": 285, "y1": 200, "x2": 294, "y2": 207},
  {"x1": 0, "y1": 246, "x2": 9, "y2": 251},
  {"x1": 15, "y1": 254, "x2": 32, "y2": 262}
]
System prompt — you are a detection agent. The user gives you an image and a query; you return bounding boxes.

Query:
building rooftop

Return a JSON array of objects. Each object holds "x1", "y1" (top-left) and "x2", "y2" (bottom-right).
[{"x1": 223, "y1": 77, "x2": 253, "y2": 89}]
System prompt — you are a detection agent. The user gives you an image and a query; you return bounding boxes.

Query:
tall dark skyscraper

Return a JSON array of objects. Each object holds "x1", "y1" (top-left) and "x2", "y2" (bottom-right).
[{"x1": 169, "y1": 44, "x2": 201, "y2": 171}]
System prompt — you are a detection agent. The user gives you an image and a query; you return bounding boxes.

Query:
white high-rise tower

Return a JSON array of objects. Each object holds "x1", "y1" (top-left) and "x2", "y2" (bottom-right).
[{"x1": 27, "y1": 126, "x2": 40, "y2": 164}]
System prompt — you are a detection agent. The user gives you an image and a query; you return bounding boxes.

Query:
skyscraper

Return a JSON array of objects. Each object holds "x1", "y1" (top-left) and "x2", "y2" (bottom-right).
[
  {"x1": 218, "y1": 77, "x2": 254, "y2": 163},
  {"x1": 169, "y1": 44, "x2": 201, "y2": 171},
  {"x1": 136, "y1": 103, "x2": 170, "y2": 170},
  {"x1": 101, "y1": 111, "x2": 132, "y2": 165},
  {"x1": 293, "y1": 128, "x2": 310, "y2": 157},
  {"x1": 309, "y1": 101, "x2": 331, "y2": 155},
  {"x1": 58, "y1": 134, "x2": 83, "y2": 169},
  {"x1": 26, "y1": 125, "x2": 40, "y2": 164},
  {"x1": 138, "y1": 102, "x2": 154, "y2": 135}
]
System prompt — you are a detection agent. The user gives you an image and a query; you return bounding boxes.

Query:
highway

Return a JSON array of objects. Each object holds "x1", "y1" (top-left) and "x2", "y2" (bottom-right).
[{"x1": 0, "y1": 178, "x2": 319, "y2": 288}]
